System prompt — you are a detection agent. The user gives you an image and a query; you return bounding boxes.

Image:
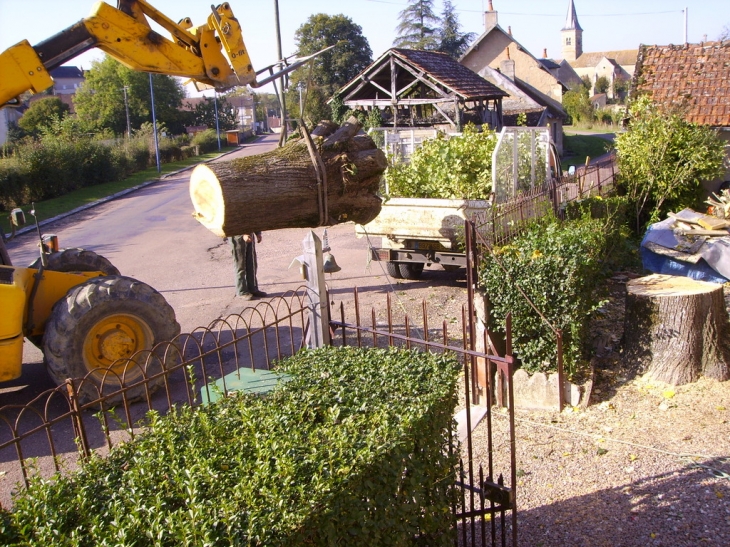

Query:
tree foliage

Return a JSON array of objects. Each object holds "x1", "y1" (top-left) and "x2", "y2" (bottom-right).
[
  {"x1": 594, "y1": 75, "x2": 610, "y2": 95},
  {"x1": 615, "y1": 96, "x2": 728, "y2": 230},
  {"x1": 74, "y1": 56, "x2": 186, "y2": 135},
  {"x1": 562, "y1": 82, "x2": 593, "y2": 125},
  {"x1": 437, "y1": 0, "x2": 475, "y2": 59},
  {"x1": 393, "y1": 0, "x2": 440, "y2": 50},
  {"x1": 187, "y1": 96, "x2": 237, "y2": 131},
  {"x1": 287, "y1": 14, "x2": 372, "y2": 126},
  {"x1": 18, "y1": 97, "x2": 70, "y2": 137}
]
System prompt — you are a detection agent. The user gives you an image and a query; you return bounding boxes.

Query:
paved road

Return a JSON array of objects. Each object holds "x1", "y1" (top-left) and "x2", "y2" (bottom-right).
[{"x1": 2, "y1": 133, "x2": 400, "y2": 399}]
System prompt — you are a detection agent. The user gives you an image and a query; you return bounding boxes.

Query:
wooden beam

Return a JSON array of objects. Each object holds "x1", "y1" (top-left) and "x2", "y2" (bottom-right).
[{"x1": 392, "y1": 58, "x2": 449, "y2": 98}]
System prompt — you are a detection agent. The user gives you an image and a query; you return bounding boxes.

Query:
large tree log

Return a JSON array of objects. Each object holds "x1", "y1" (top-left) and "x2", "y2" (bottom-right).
[
  {"x1": 623, "y1": 274, "x2": 730, "y2": 385},
  {"x1": 189, "y1": 117, "x2": 386, "y2": 236}
]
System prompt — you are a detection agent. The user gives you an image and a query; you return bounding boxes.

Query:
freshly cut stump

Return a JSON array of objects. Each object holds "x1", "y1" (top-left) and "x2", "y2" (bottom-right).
[
  {"x1": 189, "y1": 117, "x2": 386, "y2": 237},
  {"x1": 623, "y1": 274, "x2": 730, "y2": 385}
]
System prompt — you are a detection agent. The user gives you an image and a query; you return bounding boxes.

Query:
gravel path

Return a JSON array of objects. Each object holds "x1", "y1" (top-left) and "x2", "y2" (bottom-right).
[{"x1": 463, "y1": 279, "x2": 730, "y2": 547}]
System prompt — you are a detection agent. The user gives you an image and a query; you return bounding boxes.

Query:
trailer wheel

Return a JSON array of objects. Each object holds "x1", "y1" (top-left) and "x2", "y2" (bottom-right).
[
  {"x1": 29, "y1": 248, "x2": 120, "y2": 276},
  {"x1": 43, "y1": 276, "x2": 180, "y2": 406},
  {"x1": 398, "y1": 263, "x2": 424, "y2": 280},
  {"x1": 385, "y1": 261, "x2": 403, "y2": 278}
]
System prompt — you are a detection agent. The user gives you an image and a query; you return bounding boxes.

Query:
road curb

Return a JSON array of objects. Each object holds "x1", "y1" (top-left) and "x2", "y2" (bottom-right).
[{"x1": 3, "y1": 145, "x2": 245, "y2": 240}]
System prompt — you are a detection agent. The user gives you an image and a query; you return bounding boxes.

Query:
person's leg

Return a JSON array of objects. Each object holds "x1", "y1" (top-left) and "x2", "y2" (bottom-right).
[
  {"x1": 230, "y1": 236, "x2": 250, "y2": 296},
  {"x1": 245, "y1": 238, "x2": 257, "y2": 294}
]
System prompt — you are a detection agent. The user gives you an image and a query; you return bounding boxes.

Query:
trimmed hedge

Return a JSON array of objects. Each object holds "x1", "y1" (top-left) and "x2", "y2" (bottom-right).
[
  {"x1": 1, "y1": 347, "x2": 460, "y2": 546},
  {"x1": 191, "y1": 129, "x2": 221, "y2": 154},
  {"x1": 479, "y1": 217, "x2": 614, "y2": 377}
]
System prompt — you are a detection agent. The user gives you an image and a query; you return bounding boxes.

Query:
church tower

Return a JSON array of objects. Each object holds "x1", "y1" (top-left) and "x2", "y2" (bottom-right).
[{"x1": 561, "y1": 0, "x2": 583, "y2": 61}]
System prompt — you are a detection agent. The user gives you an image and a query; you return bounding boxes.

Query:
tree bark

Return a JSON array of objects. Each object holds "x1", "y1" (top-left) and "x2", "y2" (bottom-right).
[
  {"x1": 189, "y1": 117, "x2": 386, "y2": 237},
  {"x1": 623, "y1": 274, "x2": 730, "y2": 385}
]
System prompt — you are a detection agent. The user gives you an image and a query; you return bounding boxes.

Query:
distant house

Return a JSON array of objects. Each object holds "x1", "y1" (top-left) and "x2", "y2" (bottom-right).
[
  {"x1": 459, "y1": 1, "x2": 567, "y2": 152},
  {"x1": 590, "y1": 93, "x2": 607, "y2": 109},
  {"x1": 182, "y1": 95, "x2": 256, "y2": 131},
  {"x1": 48, "y1": 66, "x2": 85, "y2": 95},
  {"x1": 632, "y1": 41, "x2": 730, "y2": 190},
  {"x1": 337, "y1": 48, "x2": 506, "y2": 132}
]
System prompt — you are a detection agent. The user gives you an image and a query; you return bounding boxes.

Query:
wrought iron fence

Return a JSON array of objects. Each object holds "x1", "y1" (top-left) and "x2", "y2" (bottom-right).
[{"x1": 0, "y1": 283, "x2": 518, "y2": 546}]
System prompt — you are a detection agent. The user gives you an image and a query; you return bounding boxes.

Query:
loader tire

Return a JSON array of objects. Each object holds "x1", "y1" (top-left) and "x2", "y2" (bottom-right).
[
  {"x1": 43, "y1": 276, "x2": 180, "y2": 406},
  {"x1": 29, "y1": 248, "x2": 120, "y2": 276},
  {"x1": 385, "y1": 261, "x2": 403, "y2": 278},
  {"x1": 27, "y1": 249, "x2": 121, "y2": 348},
  {"x1": 398, "y1": 263, "x2": 424, "y2": 280}
]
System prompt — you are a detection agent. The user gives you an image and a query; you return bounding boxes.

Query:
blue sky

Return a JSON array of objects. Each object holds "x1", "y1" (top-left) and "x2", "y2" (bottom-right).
[{"x1": 1, "y1": 0, "x2": 728, "y2": 95}]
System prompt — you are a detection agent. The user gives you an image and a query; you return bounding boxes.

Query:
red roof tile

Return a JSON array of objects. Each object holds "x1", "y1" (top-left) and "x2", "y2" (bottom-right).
[{"x1": 634, "y1": 41, "x2": 730, "y2": 126}]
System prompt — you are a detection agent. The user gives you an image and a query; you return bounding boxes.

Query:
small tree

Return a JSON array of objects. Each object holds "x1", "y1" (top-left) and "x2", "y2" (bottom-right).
[
  {"x1": 594, "y1": 76, "x2": 610, "y2": 95},
  {"x1": 616, "y1": 96, "x2": 727, "y2": 231},
  {"x1": 437, "y1": 0, "x2": 474, "y2": 59},
  {"x1": 393, "y1": 0, "x2": 440, "y2": 50},
  {"x1": 562, "y1": 83, "x2": 593, "y2": 125},
  {"x1": 18, "y1": 97, "x2": 69, "y2": 137}
]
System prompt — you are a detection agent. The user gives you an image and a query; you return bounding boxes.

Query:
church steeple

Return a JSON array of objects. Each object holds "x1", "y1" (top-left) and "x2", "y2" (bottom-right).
[{"x1": 561, "y1": 0, "x2": 583, "y2": 61}]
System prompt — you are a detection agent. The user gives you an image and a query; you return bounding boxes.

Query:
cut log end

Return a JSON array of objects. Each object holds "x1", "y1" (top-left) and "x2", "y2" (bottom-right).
[
  {"x1": 190, "y1": 164, "x2": 226, "y2": 237},
  {"x1": 189, "y1": 118, "x2": 385, "y2": 237}
]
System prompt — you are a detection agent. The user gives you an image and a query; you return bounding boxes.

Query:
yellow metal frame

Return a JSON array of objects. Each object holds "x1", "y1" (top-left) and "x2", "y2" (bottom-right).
[
  {"x1": 0, "y1": 0, "x2": 255, "y2": 106},
  {"x1": 0, "y1": 266, "x2": 101, "y2": 382}
]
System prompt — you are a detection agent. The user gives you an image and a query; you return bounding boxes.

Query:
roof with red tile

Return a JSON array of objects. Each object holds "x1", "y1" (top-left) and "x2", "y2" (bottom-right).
[{"x1": 633, "y1": 41, "x2": 730, "y2": 127}]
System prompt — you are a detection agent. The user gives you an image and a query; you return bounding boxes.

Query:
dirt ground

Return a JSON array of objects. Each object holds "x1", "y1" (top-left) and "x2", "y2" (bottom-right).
[{"x1": 322, "y1": 253, "x2": 730, "y2": 547}]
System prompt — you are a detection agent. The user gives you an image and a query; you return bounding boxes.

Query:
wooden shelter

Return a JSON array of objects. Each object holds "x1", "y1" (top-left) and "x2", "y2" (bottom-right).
[{"x1": 336, "y1": 48, "x2": 507, "y2": 131}]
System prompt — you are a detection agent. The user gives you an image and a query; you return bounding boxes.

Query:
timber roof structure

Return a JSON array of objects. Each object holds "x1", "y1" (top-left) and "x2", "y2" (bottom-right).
[
  {"x1": 633, "y1": 41, "x2": 730, "y2": 127},
  {"x1": 338, "y1": 48, "x2": 507, "y2": 107}
]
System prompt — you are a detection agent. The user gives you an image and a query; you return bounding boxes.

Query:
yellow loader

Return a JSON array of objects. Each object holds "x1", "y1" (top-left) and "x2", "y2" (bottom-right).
[{"x1": 0, "y1": 0, "x2": 329, "y2": 403}]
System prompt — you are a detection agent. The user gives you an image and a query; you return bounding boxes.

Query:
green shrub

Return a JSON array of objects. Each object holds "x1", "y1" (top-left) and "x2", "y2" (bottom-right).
[
  {"x1": 2, "y1": 347, "x2": 459, "y2": 547},
  {"x1": 191, "y1": 129, "x2": 221, "y2": 154},
  {"x1": 479, "y1": 217, "x2": 613, "y2": 377},
  {"x1": 384, "y1": 124, "x2": 496, "y2": 199},
  {"x1": 0, "y1": 158, "x2": 28, "y2": 211}
]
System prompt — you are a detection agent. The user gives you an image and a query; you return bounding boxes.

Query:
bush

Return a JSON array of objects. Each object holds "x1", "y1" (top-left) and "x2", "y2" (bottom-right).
[
  {"x1": 384, "y1": 124, "x2": 496, "y2": 199},
  {"x1": 2, "y1": 347, "x2": 460, "y2": 547},
  {"x1": 191, "y1": 129, "x2": 221, "y2": 154},
  {"x1": 479, "y1": 217, "x2": 615, "y2": 377}
]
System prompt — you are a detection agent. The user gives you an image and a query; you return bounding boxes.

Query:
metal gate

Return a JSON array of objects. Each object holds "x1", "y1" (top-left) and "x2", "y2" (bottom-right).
[{"x1": 0, "y1": 242, "x2": 518, "y2": 546}]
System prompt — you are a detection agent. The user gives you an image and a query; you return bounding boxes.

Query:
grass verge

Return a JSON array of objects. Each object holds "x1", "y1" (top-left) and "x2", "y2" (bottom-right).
[
  {"x1": 1, "y1": 147, "x2": 235, "y2": 235},
  {"x1": 561, "y1": 134, "x2": 615, "y2": 170}
]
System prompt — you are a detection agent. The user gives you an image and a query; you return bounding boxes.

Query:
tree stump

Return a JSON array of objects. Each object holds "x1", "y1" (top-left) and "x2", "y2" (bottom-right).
[
  {"x1": 623, "y1": 274, "x2": 730, "y2": 385},
  {"x1": 189, "y1": 117, "x2": 386, "y2": 237}
]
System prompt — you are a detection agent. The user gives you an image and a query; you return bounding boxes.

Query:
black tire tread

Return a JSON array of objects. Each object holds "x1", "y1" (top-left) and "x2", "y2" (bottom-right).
[
  {"x1": 43, "y1": 275, "x2": 180, "y2": 405},
  {"x1": 30, "y1": 248, "x2": 120, "y2": 276}
]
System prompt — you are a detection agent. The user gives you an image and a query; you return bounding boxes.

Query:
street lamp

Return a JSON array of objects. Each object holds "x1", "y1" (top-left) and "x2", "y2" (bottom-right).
[{"x1": 213, "y1": 91, "x2": 221, "y2": 151}]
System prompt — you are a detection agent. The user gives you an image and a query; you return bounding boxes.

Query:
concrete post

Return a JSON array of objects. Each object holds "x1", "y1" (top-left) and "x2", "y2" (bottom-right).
[{"x1": 301, "y1": 230, "x2": 330, "y2": 348}]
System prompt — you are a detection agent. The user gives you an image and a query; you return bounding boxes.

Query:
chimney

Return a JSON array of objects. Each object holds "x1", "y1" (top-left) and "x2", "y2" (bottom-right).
[
  {"x1": 484, "y1": 0, "x2": 497, "y2": 28},
  {"x1": 508, "y1": 26, "x2": 512, "y2": 36},
  {"x1": 543, "y1": 48, "x2": 548, "y2": 58},
  {"x1": 501, "y1": 47, "x2": 515, "y2": 81}
]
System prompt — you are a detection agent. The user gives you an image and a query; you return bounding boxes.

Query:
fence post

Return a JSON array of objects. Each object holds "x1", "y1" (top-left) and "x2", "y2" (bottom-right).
[
  {"x1": 300, "y1": 230, "x2": 330, "y2": 348},
  {"x1": 556, "y1": 330, "x2": 565, "y2": 410},
  {"x1": 65, "y1": 379, "x2": 91, "y2": 460}
]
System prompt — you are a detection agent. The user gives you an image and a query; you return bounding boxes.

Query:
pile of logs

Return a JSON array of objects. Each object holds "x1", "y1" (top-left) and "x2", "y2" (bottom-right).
[{"x1": 189, "y1": 117, "x2": 386, "y2": 237}]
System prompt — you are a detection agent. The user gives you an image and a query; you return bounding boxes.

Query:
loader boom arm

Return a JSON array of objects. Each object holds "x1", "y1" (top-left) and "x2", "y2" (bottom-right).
[{"x1": 0, "y1": 0, "x2": 310, "y2": 107}]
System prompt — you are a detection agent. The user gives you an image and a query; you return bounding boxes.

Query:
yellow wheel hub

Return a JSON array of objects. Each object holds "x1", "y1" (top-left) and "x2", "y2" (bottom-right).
[{"x1": 83, "y1": 313, "x2": 154, "y2": 383}]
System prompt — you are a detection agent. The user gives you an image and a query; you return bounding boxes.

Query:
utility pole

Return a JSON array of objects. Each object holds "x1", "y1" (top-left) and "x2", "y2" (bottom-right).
[
  {"x1": 213, "y1": 91, "x2": 221, "y2": 151},
  {"x1": 683, "y1": 7, "x2": 688, "y2": 44},
  {"x1": 122, "y1": 86, "x2": 131, "y2": 138},
  {"x1": 273, "y1": 0, "x2": 287, "y2": 146},
  {"x1": 149, "y1": 74, "x2": 161, "y2": 173}
]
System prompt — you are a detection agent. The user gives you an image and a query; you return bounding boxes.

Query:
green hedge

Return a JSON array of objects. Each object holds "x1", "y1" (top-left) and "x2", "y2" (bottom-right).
[
  {"x1": 1, "y1": 347, "x2": 460, "y2": 546},
  {"x1": 479, "y1": 217, "x2": 613, "y2": 377},
  {"x1": 384, "y1": 124, "x2": 496, "y2": 199},
  {"x1": 191, "y1": 129, "x2": 221, "y2": 154}
]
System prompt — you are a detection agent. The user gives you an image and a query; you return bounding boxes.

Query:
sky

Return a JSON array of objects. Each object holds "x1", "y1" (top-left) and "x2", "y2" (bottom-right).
[{"x1": 1, "y1": 0, "x2": 728, "y2": 96}]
